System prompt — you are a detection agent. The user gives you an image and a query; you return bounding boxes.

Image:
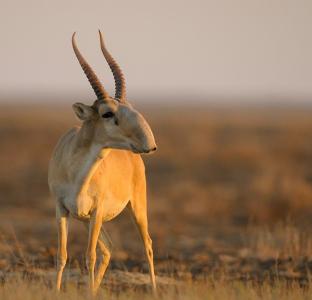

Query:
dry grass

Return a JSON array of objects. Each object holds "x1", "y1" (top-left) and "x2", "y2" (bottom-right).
[
  {"x1": 1, "y1": 103, "x2": 312, "y2": 299},
  {"x1": 0, "y1": 275, "x2": 312, "y2": 300}
]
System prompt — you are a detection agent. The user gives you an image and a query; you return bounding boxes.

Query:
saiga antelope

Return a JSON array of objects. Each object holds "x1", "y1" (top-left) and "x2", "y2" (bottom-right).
[{"x1": 48, "y1": 31, "x2": 157, "y2": 293}]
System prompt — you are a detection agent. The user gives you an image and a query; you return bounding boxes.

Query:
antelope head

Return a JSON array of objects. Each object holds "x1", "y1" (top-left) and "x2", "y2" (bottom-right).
[{"x1": 72, "y1": 31, "x2": 157, "y2": 154}]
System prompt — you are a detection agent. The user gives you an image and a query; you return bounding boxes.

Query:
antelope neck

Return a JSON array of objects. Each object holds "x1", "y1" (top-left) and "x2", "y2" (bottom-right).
[{"x1": 73, "y1": 124, "x2": 111, "y2": 194}]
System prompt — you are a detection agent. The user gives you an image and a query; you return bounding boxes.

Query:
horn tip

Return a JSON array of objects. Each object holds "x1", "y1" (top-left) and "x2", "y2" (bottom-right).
[{"x1": 98, "y1": 30, "x2": 103, "y2": 39}]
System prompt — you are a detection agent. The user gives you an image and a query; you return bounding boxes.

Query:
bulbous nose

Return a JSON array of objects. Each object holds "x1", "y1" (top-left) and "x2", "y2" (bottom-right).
[
  {"x1": 143, "y1": 146, "x2": 157, "y2": 153},
  {"x1": 149, "y1": 146, "x2": 157, "y2": 152}
]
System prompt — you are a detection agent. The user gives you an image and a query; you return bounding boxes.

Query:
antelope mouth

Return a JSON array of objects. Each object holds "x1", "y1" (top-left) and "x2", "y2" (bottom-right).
[{"x1": 130, "y1": 144, "x2": 157, "y2": 154}]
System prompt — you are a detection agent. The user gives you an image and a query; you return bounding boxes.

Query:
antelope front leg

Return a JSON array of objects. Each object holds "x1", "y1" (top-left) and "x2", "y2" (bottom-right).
[
  {"x1": 56, "y1": 203, "x2": 69, "y2": 291},
  {"x1": 94, "y1": 229, "x2": 111, "y2": 291},
  {"x1": 86, "y1": 208, "x2": 103, "y2": 293},
  {"x1": 83, "y1": 224, "x2": 112, "y2": 291}
]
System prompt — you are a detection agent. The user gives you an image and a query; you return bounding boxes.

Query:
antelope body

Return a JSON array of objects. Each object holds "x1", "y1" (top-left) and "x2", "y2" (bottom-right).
[{"x1": 48, "y1": 31, "x2": 157, "y2": 293}]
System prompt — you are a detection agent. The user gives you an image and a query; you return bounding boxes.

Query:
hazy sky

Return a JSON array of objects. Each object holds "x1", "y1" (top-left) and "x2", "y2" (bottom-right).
[{"x1": 1, "y1": 0, "x2": 312, "y2": 102}]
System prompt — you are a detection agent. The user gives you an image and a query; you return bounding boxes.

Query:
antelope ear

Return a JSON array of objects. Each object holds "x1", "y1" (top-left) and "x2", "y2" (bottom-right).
[{"x1": 72, "y1": 103, "x2": 95, "y2": 120}]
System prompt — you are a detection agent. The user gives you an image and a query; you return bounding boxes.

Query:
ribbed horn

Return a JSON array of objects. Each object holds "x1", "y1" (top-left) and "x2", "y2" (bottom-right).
[
  {"x1": 72, "y1": 32, "x2": 110, "y2": 101},
  {"x1": 99, "y1": 30, "x2": 126, "y2": 102}
]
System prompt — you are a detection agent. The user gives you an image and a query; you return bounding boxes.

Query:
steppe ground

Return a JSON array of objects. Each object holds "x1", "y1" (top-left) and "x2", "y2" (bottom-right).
[{"x1": 1, "y1": 102, "x2": 312, "y2": 299}]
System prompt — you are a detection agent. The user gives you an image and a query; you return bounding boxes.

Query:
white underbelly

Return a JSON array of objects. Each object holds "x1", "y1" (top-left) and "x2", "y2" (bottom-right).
[
  {"x1": 60, "y1": 189, "x2": 129, "y2": 222},
  {"x1": 101, "y1": 197, "x2": 130, "y2": 222}
]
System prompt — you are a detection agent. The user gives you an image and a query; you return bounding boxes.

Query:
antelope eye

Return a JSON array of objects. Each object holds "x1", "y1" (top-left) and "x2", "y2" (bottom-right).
[{"x1": 102, "y1": 111, "x2": 115, "y2": 118}]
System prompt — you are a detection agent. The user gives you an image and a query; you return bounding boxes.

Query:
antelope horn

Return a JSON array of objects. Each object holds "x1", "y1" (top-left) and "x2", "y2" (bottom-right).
[
  {"x1": 99, "y1": 30, "x2": 126, "y2": 102},
  {"x1": 72, "y1": 32, "x2": 110, "y2": 101}
]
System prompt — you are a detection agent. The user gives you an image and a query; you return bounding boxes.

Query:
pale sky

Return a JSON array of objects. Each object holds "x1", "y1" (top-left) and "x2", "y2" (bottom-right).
[{"x1": 1, "y1": 0, "x2": 312, "y2": 102}]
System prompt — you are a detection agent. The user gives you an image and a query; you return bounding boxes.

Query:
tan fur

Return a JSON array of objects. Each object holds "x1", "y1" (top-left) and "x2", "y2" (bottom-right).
[{"x1": 48, "y1": 33, "x2": 157, "y2": 294}]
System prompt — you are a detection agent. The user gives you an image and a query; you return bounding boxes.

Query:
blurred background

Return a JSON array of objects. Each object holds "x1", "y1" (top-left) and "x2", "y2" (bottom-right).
[
  {"x1": 1, "y1": 0, "x2": 312, "y2": 102},
  {"x1": 1, "y1": 0, "x2": 312, "y2": 283}
]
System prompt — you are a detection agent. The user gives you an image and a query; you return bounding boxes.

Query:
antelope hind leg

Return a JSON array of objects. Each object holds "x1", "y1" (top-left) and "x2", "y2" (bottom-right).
[{"x1": 128, "y1": 202, "x2": 157, "y2": 293}]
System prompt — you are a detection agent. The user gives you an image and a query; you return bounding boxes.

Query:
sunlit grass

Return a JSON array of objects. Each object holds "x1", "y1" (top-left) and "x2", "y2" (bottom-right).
[{"x1": 0, "y1": 275, "x2": 311, "y2": 300}]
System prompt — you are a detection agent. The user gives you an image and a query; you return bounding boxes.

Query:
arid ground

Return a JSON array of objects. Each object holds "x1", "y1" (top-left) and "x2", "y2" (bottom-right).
[{"x1": 1, "y1": 103, "x2": 312, "y2": 299}]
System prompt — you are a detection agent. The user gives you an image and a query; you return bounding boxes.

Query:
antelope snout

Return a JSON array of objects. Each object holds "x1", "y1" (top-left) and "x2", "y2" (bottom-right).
[{"x1": 143, "y1": 146, "x2": 157, "y2": 153}]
